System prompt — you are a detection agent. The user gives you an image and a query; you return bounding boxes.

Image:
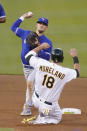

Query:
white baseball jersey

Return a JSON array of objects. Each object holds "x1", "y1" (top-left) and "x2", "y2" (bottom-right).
[{"x1": 28, "y1": 55, "x2": 77, "y2": 103}]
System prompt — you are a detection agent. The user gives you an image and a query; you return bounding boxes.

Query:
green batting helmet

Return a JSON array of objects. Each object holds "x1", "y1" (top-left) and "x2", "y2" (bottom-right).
[{"x1": 51, "y1": 48, "x2": 64, "y2": 63}]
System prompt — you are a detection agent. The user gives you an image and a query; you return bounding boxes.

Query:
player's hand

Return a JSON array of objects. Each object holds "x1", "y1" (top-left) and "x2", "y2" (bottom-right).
[
  {"x1": 41, "y1": 43, "x2": 50, "y2": 49},
  {"x1": 70, "y1": 48, "x2": 78, "y2": 57},
  {"x1": 22, "y1": 11, "x2": 34, "y2": 19}
]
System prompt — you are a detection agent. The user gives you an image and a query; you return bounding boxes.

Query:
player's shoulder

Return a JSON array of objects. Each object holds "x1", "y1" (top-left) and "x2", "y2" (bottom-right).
[
  {"x1": 53, "y1": 63, "x2": 64, "y2": 72},
  {"x1": 35, "y1": 56, "x2": 50, "y2": 66},
  {"x1": 53, "y1": 64, "x2": 71, "y2": 73},
  {"x1": 22, "y1": 29, "x2": 30, "y2": 32},
  {"x1": 38, "y1": 56, "x2": 49, "y2": 63},
  {"x1": 21, "y1": 30, "x2": 31, "y2": 40},
  {"x1": 23, "y1": 30, "x2": 31, "y2": 36},
  {"x1": 61, "y1": 66, "x2": 76, "y2": 75},
  {"x1": 24, "y1": 30, "x2": 31, "y2": 34}
]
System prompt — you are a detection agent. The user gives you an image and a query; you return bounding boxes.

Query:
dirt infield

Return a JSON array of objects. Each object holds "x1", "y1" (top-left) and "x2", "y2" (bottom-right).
[{"x1": 0, "y1": 75, "x2": 87, "y2": 131}]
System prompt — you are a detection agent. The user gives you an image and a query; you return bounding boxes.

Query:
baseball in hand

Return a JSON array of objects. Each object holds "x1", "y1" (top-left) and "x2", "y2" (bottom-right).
[
  {"x1": 27, "y1": 12, "x2": 34, "y2": 18},
  {"x1": 23, "y1": 11, "x2": 34, "y2": 19},
  {"x1": 28, "y1": 12, "x2": 33, "y2": 16}
]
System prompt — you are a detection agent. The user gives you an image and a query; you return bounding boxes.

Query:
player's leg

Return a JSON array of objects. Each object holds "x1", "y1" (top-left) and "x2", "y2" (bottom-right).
[
  {"x1": 21, "y1": 65, "x2": 34, "y2": 116},
  {"x1": 32, "y1": 92, "x2": 40, "y2": 109},
  {"x1": 32, "y1": 101, "x2": 62, "y2": 124},
  {"x1": 30, "y1": 92, "x2": 62, "y2": 124},
  {"x1": 47, "y1": 102, "x2": 62, "y2": 124}
]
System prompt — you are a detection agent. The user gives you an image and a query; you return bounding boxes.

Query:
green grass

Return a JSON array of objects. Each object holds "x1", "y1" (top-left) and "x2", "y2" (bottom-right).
[
  {"x1": 0, "y1": 0, "x2": 87, "y2": 77},
  {"x1": 0, "y1": 128, "x2": 14, "y2": 131}
]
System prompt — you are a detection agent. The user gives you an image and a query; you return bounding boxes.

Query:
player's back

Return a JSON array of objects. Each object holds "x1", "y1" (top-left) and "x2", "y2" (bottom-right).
[{"x1": 34, "y1": 58, "x2": 76, "y2": 102}]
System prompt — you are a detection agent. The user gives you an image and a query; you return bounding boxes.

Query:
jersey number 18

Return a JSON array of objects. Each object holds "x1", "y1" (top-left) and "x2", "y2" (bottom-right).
[{"x1": 42, "y1": 74, "x2": 55, "y2": 88}]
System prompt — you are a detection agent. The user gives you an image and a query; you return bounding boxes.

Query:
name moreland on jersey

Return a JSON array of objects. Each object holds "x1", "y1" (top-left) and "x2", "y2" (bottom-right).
[
  {"x1": 39, "y1": 65, "x2": 65, "y2": 80},
  {"x1": 27, "y1": 55, "x2": 77, "y2": 102}
]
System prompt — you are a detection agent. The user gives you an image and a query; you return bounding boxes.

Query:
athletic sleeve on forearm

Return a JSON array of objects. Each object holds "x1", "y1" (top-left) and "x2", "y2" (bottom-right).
[
  {"x1": 11, "y1": 18, "x2": 25, "y2": 38},
  {"x1": 0, "y1": 3, "x2": 6, "y2": 18}
]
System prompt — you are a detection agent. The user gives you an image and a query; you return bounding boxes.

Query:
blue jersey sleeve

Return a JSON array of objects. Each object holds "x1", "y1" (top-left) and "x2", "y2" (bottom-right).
[
  {"x1": 38, "y1": 42, "x2": 53, "y2": 61},
  {"x1": 11, "y1": 18, "x2": 25, "y2": 38},
  {"x1": 0, "y1": 3, "x2": 6, "y2": 18}
]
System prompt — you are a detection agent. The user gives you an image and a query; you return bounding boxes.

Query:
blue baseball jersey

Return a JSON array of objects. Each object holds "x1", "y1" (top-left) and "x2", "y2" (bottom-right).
[
  {"x1": 11, "y1": 18, "x2": 53, "y2": 65},
  {"x1": 0, "y1": 3, "x2": 6, "y2": 18}
]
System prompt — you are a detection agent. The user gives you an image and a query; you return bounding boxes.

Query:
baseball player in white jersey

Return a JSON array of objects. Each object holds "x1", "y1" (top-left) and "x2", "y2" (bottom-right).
[{"x1": 24, "y1": 43, "x2": 80, "y2": 124}]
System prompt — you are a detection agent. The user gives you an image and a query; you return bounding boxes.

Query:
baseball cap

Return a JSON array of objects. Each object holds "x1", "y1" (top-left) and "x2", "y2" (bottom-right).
[{"x1": 37, "y1": 17, "x2": 48, "y2": 26}]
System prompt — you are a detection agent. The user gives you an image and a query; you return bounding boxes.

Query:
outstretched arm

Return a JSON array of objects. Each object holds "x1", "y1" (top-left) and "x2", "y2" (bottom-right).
[
  {"x1": 25, "y1": 43, "x2": 50, "y2": 61},
  {"x1": 33, "y1": 43, "x2": 50, "y2": 53},
  {"x1": 11, "y1": 11, "x2": 34, "y2": 37},
  {"x1": 38, "y1": 43, "x2": 52, "y2": 61},
  {"x1": 70, "y1": 49, "x2": 80, "y2": 77},
  {"x1": 25, "y1": 43, "x2": 50, "y2": 67}
]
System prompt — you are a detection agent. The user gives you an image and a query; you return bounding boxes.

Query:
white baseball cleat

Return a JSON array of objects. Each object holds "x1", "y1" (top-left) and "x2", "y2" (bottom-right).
[
  {"x1": 20, "y1": 109, "x2": 32, "y2": 116},
  {"x1": 21, "y1": 115, "x2": 37, "y2": 124}
]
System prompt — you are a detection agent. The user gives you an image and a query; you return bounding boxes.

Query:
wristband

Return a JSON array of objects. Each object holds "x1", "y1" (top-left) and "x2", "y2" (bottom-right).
[
  {"x1": 75, "y1": 69, "x2": 80, "y2": 77},
  {"x1": 25, "y1": 51, "x2": 37, "y2": 60},
  {"x1": 19, "y1": 16, "x2": 24, "y2": 21},
  {"x1": 73, "y1": 56, "x2": 79, "y2": 64}
]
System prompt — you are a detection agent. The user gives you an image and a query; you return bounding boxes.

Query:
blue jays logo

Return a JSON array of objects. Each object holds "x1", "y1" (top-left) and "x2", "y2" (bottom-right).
[{"x1": 42, "y1": 18, "x2": 45, "y2": 21}]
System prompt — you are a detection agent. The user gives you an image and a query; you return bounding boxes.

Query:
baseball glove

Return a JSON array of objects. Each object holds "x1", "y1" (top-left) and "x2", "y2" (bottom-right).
[{"x1": 26, "y1": 31, "x2": 40, "y2": 48}]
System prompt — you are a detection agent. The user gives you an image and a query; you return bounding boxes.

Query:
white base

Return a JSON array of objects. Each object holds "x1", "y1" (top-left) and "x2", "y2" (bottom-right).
[{"x1": 61, "y1": 108, "x2": 81, "y2": 114}]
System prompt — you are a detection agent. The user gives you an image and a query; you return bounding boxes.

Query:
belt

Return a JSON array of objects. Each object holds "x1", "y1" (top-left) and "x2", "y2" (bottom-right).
[
  {"x1": 23, "y1": 64, "x2": 34, "y2": 69},
  {"x1": 35, "y1": 92, "x2": 52, "y2": 105}
]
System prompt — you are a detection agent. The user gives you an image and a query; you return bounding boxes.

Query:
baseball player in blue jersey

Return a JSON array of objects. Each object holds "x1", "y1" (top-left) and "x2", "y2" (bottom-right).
[
  {"x1": 11, "y1": 11, "x2": 53, "y2": 116},
  {"x1": 0, "y1": 3, "x2": 6, "y2": 23}
]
